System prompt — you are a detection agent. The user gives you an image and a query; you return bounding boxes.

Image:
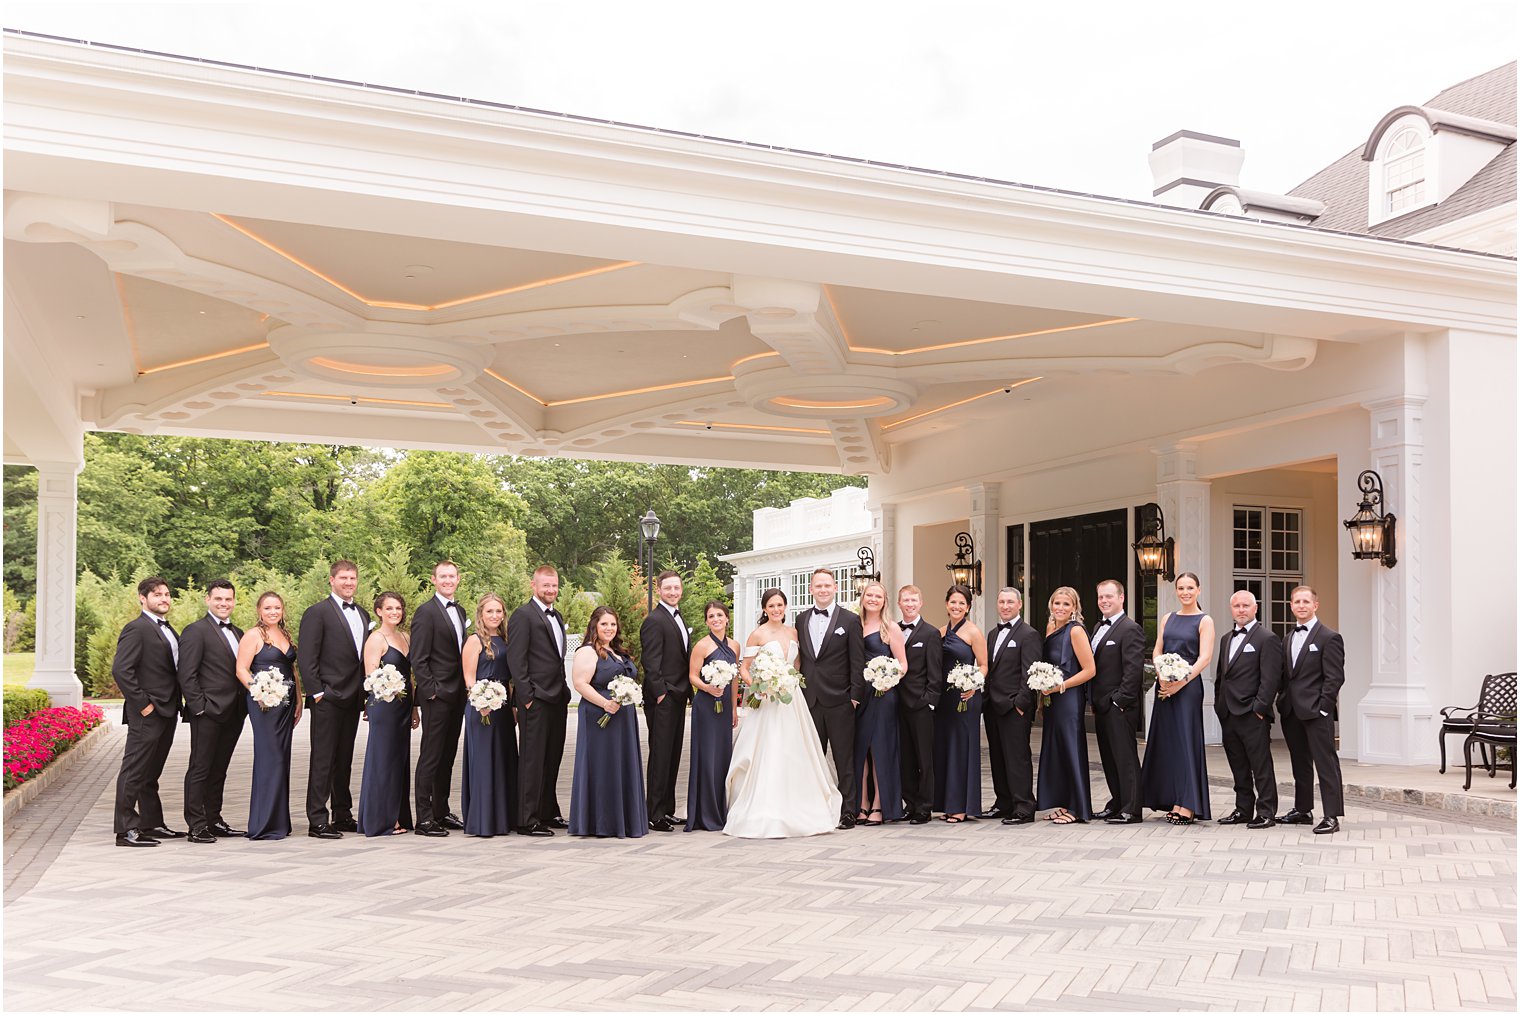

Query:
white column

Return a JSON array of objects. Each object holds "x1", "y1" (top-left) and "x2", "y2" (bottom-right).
[
  {"x1": 1155, "y1": 444, "x2": 1217, "y2": 744},
  {"x1": 871, "y1": 501, "x2": 896, "y2": 603},
  {"x1": 968, "y1": 482, "x2": 1001, "y2": 633},
  {"x1": 30, "y1": 460, "x2": 83, "y2": 707},
  {"x1": 1354, "y1": 396, "x2": 1436, "y2": 764}
]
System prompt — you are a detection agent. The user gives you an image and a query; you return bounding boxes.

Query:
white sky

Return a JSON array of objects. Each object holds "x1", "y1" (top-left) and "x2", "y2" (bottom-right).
[{"x1": 4, "y1": 1, "x2": 1517, "y2": 199}]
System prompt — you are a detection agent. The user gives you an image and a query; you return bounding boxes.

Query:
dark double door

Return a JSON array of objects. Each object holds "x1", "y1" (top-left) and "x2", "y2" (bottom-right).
[{"x1": 1025, "y1": 508, "x2": 1130, "y2": 628}]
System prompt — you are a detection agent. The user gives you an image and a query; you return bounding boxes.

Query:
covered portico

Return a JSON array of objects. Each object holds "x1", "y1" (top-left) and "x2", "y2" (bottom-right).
[{"x1": 4, "y1": 33, "x2": 1514, "y2": 765}]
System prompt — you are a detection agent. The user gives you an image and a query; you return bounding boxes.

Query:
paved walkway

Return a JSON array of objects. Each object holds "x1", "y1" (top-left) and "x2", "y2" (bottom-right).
[{"x1": 3, "y1": 711, "x2": 1515, "y2": 1012}]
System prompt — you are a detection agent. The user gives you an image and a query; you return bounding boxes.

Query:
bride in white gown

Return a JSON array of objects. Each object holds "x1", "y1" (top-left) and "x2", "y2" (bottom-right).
[{"x1": 724, "y1": 589, "x2": 842, "y2": 838}]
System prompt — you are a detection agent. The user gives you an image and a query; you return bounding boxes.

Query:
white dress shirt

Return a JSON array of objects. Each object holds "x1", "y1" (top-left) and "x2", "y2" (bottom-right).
[
  {"x1": 1291, "y1": 617, "x2": 1318, "y2": 666},
  {"x1": 436, "y1": 593, "x2": 465, "y2": 647},
  {"x1": 1228, "y1": 618, "x2": 1258, "y2": 662},
  {"x1": 663, "y1": 602, "x2": 688, "y2": 652},
  {"x1": 331, "y1": 593, "x2": 364, "y2": 654},
  {"x1": 537, "y1": 598, "x2": 564, "y2": 655},
  {"x1": 144, "y1": 610, "x2": 178, "y2": 665},
  {"x1": 808, "y1": 603, "x2": 833, "y2": 655},
  {"x1": 209, "y1": 612, "x2": 239, "y2": 655}
]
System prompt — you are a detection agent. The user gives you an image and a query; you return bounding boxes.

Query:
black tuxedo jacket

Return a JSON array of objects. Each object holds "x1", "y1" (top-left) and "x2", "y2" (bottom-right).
[
  {"x1": 796, "y1": 605, "x2": 866, "y2": 708},
  {"x1": 505, "y1": 599, "x2": 569, "y2": 707},
  {"x1": 896, "y1": 619, "x2": 943, "y2": 711},
  {"x1": 1089, "y1": 613, "x2": 1145, "y2": 719},
  {"x1": 411, "y1": 596, "x2": 467, "y2": 704},
  {"x1": 178, "y1": 614, "x2": 247, "y2": 720},
  {"x1": 112, "y1": 614, "x2": 183, "y2": 722},
  {"x1": 1279, "y1": 621, "x2": 1345, "y2": 720},
  {"x1": 639, "y1": 603, "x2": 692, "y2": 699},
  {"x1": 986, "y1": 617, "x2": 1042, "y2": 716},
  {"x1": 297, "y1": 597, "x2": 369, "y2": 704},
  {"x1": 1214, "y1": 623, "x2": 1282, "y2": 722}
]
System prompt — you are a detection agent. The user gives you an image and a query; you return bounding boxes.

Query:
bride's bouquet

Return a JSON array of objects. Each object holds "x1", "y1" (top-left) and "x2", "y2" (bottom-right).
[
  {"x1": 468, "y1": 679, "x2": 509, "y2": 725},
  {"x1": 700, "y1": 659, "x2": 738, "y2": 713},
  {"x1": 945, "y1": 663, "x2": 983, "y2": 712},
  {"x1": 1025, "y1": 661, "x2": 1065, "y2": 707},
  {"x1": 1154, "y1": 653, "x2": 1191, "y2": 688},
  {"x1": 248, "y1": 668, "x2": 291, "y2": 711},
  {"x1": 363, "y1": 662, "x2": 407, "y2": 704},
  {"x1": 864, "y1": 655, "x2": 903, "y2": 696},
  {"x1": 744, "y1": 646, "x2": 804, "y2": 708},
  {"x1": 599, "y1": 675, "x2": 644, "y2": 727}
]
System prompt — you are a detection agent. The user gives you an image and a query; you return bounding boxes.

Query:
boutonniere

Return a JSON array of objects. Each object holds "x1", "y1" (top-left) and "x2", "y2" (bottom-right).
[{"x1": 464, "y1": 617, "x2": 472, "y2": 629}]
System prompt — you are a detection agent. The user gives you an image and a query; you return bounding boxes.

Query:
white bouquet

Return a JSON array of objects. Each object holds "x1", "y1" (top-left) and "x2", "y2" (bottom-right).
[
  {"x1": 945, "y1": 663, "x2": 984, "y2": 712},
  {"x1": 468, "y1": 679, "x2": 509, "y2": 725},
  {"x1": 864, "y1": 655, "x2": 903, "y2": 696},
  {"x1": 1155, "y1": 653, "x2": 1192, "y2": 685},
  {"x1": 1026, "y1": 661, "x2": 1065, "y2": 707},
  {"x1": 248, "y1": 668, "x2": 291, "y2": 712},
  {"x1": 700, "y1": 659, "x2": 738, "y2": 713},
  {"x1": 363, "y1": 662, "x2": 407, "y2": 703},
  {"x1": 600, "y1": 674, "x2": 644, "y2": 727},
  {"x1": 744, "y1": 646, "x2": 804, "y2": 708}
]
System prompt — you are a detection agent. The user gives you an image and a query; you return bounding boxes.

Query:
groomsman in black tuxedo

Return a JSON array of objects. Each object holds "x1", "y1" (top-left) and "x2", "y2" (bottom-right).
[
  {"x1": 1277, "y1": 585, "x2": 1346, "y2": 834},
  {"x1": 297, "y1": 560, "x2": 369, "y2": 839},
  {"x1": 507, "y1": 565, "x2": 570, "y2": 837},
  {"x1": 895, "y1": 585, "x2": 942, "y2": 824},
  {"x1": 796, "y1": 567, "x2": 865, "y2": 829},
  {"x1": 640, "y1": 569, "x2": 691, "y2": 832},
  {"x1": 1089, "y1": 579, "x2": 1145, "y2": 824},
  {"x1": 111, "y1": 576, "x2": 184, "y2": 846},
  {"x1": 411, "y1": 560, "x2": 468, "y2": 836},
  {"x1": 179, "y1": 579, "x2": 247, "y2": 843},
  {"x1": 1214, "y1": 590, "x2": 1282, "y2": 829},
  {"x1": 982, "y1": 587, "x2": 1042, "y2": 825}
]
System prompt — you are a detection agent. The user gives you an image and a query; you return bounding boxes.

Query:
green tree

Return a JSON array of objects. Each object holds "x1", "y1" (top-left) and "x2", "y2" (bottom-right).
[
  {"x1": 678, "y1": 552, "x2": 728, "y2": 634},
  {"x1": 591, "y1": 550, "x2": 647, "y2": 666}
]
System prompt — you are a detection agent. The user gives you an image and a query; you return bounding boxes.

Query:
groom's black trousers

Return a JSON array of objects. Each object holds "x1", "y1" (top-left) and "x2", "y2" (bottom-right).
[
  {"x1": 898, "y1": 704, "x2": 934, "y2": 818},
  {"x1": 809, "y1": 700, "x2": 856, "y2": 817}
]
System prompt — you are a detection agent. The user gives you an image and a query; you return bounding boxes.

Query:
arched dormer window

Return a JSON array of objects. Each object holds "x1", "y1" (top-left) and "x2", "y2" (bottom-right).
[{"x1": 1383, "y1": 127, "x2": 1426, "y2": 215}]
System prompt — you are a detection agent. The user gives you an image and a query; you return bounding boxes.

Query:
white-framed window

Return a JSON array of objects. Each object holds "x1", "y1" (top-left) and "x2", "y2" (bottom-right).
[
  {"x1": 1384, "y1": 127, "x2": 1426, "y2": 216},
  {"x1": 789, "y1": 571, "x2": 814, "y2": 624},
  {"x1": 1231, "y1": 505, "x2": 1304, "y2": 640},
  {"x1": 832, "y1": 566, "x2": 860, "y2": 608}
]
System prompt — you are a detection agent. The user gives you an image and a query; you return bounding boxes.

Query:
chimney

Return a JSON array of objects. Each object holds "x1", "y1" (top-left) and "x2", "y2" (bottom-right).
[{"x1": 1148, "y1": 131, "x2": 1243, "y2": 209}]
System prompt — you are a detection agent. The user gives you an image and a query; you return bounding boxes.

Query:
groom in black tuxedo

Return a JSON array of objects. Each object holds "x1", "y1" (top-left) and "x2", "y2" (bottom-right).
[
  {"x1": 1277, "y1": 585, "x2": 1346, "y2": 834},
  {"x1": 179, "y1": 579, "x2": 247, "y2": 842},
  {"x1": 111, "y1": 576, "x2": 184, "y2": 846},
  {"x1": 506, "y1": 565, "x2": 570, "y2": 836},
  {"x1": 640, "y1": 569, "x2": 691, "y2": 832},
  {"x1": 1214, "y1": 589, "x2": 1282, "y2": 829},
  {"x1": 796, "y1": 567, "x2": 865, "y2": 828},
  {"x1": 983, "y1": 587, "x2": 1042, "y2": 825},
  {"x1": 896, "y1": 585, "x2": 942, "y2": 824},
  {"x1": 297, "y1": 560, "x2": 369, "y2": 838},
  {"x1": 1089, "y1": 579, "x2": 1145, "y2": 823},
  {"x1": 411, "y1": 560, "x2": 468, "y2": 836}
]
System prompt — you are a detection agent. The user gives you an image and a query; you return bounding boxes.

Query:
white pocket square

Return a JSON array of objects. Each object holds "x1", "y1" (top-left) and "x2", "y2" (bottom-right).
[
  {"x1": 1309, "y1": 644, "x2": 1319, "y2": 652},
  {"x1": 1105, "y1": 640, "x2": 1117, "y2": 647},
  {"x1": 834, "y1": 626, "x2": 845, "y2": 636},
  {"x1": 1242, "y1": 644, "x2": 1256, "y2": 653},
  {"x1": 912, "y1": 642, "x2": 924, "y2": 648}
]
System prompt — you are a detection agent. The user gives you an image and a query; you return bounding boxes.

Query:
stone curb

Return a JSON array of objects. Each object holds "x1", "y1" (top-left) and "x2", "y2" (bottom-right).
[
  {"x1": 2, "y1": 721, "x2": 114, "y2": 825},
  {"x1": 1200, "y1": 768, "x2": 1515, "y2": 820}
]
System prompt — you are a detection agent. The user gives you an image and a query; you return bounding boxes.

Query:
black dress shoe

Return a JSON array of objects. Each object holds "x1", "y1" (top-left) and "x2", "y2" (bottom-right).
[
  {"x1": 141, "y1": 825, "x2": 186, "y2": 839},
  {"x1": 307, "y1": 824, "x2": 343, "y2": 839},
  {"x1": 1313, "y1": 817, "x2": 1341, "y2": 834},
  {"x1": 115, "y1": 829, "x2": 159, "y2": 847},
  {"x1": 187, "y1": 829, "x2": 218, "y2": 844},
  {"x1": 210, "y1": 822, "x2": 245, "y2": 837},
  {"x1": 1278, "y1": 808, "x2": 1314, "y2": 825},
  {"x1": 1247, "y1": 816, "x2": 1277, "y2": 829},
  {"x1": 519, "y1": 824, "x2": 554, "y2": 837},
  {"x1": 977, "y1": 807, "x2": 1007, "y2": 820},
  {"x1": 547, "y1": 816, "x2": 569, "y2": 830},
  {"x1": 1216, "y1": 810, "x2": 1249, "y2": 825},
  {"x1": 1002, "y1": 815, "x2": 1035, "y2": 825},
  {"x1": 648, "y1": 818, "x2": 674, "y2": 832},
  {"x1": 439, "y1": 814, "x2": 465, "y2": 831},
  {"x1": 671, "y1": 815, "x2": 687, "y2": 825},
  {"x1": 331, "y1": 818, "x2": 359, "y2": 833},
  {"x1": 908, "y1": 812, "x2": 930, "y2": 824},
  {"x1": 837, "y1": 814, "x2": 857, "y2": 830},
  {"x1": 415, "y1": 822, "x2": 450, "y2": 837},
  {"x1": 1105, "y1": 813, "x2": 1142, "y2": 825},
  {"x1": 1092, "y1": 808, "x2": 1117, "y2": 821}
]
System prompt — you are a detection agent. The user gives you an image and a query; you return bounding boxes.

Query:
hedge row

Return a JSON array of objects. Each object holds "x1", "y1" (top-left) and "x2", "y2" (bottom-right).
[{"x1": 3, "y1": 686, "x2": 51, "y2": 729}]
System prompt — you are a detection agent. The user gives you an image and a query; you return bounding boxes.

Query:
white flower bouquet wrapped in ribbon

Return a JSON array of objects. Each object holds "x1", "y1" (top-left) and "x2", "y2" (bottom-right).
[
  {"x1": 700, "y1": 659, "x2": 738, "y2": 713},
  {"x1": 743, "y1": 646, "x2": 804, "y2": 708},
  {"x1": 363, "y1": 662, "x2": 407, "y2": 704},
  {"x1": 1025, "y1": 661, "x2": 1065, "y2": 707},
  {"x1": 600, "y1": 674, "x2": 644, "y2": 727},
  {"x1": 1154, "y1": 653, "x2": 1192, "y2": 685},
  {"x1": 468, "y1": 679, "x2": 509, "y2": 725},
  {"x1": 864, "y1": 655, "x2": 903, "y2": 696},
  {"x1": 945, "y1": 663, "x2": 984, "y2": 711},
  {"x1": 248, "y1": 668, "x2": 291, "y2": 712}
]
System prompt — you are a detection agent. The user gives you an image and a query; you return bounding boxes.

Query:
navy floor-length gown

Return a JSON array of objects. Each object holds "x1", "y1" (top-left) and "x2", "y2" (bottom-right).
[
  {"x1": 1139, "y1": 612, "x2": 1212, "y2": 818},
  {"x1": 1036, "y1": 620, "x2": 1093, "y2": 820},
  {"x1": 854, "y1": 628, "x2": 904, "y2": 821},
  {"x1": 686, "y1": 638, "x2": 736, "y2": 831},
  {"x1": 462, "y1": 635, "x2": 518, "y2": 837},
  {"x1": 246, "y1": 640, "x2": 296, "y2": 840},
  {"x1": 933, "y1": 619, "x2": 982, "y2": 816},
  {"x1": 570, "y1": 651, "x2": 648, "y2": 838},
  {"x1": 357, "y1": 644, "x2": 414, "y2": 836}
]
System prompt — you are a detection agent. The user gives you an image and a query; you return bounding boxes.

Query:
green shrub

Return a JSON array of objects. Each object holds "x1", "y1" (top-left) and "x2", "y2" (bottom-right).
[{"x1": 3, "y1": 685, "x2": 51, "y2": 728}]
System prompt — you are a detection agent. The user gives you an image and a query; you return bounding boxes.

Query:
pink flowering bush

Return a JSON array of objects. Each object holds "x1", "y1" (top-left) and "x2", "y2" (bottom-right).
[{"x1": 4, "y1": 704, "x2": 106, "y2": 791}]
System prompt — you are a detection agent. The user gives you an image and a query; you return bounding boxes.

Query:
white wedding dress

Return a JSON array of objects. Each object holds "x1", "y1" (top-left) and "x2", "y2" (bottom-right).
[{"x1": 724, "y1": 638, "x2": 842, "y2": 838}]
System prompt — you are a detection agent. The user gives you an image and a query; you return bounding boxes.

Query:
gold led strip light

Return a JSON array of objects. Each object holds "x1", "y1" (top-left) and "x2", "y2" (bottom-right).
[
  {"x1": 674, "y1": 420, "x2": 830, "y2": 435},
  {"x1": 881, "y1": 377, "x2": 1042, "y2": 431},
  {"x1": 263, "y1": 391, "x2": 453, "y2": 409},
  {"x1": 483, "y1": 370, "x2": 733, "y2": 408},
  {"x1": 138, "y1": 341, "x2": 272, "y2": 376}
]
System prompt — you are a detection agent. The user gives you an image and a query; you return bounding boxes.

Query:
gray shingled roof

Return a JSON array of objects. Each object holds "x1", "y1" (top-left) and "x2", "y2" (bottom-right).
[{"x1": 1290, "y1": 62, "x2": 1516, "y2": 237}]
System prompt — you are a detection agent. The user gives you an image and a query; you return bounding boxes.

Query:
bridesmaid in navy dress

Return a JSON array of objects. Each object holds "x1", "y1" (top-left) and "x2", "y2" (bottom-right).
[
  {"x1": 685, "y1": 600, "x2": 739, "y2": 832},
  {"x1": 853, "y1": 582, "x2": 907, "y2": 825},
  {"x1": 569, "y1": 606, "x2": 648, "y2": 838},
  {"x1": 461, "y1": 594, "x2": 518, "y2": 837},
  {"x1": 1139, "y1": 572, "x2": 1216, "y2": 824},
  {"x1": 1036, "y1": 586, "x2": 1098, "y2": 824},
  {"x1": 357, "y1": 592, "x2": 418, "y2": 836},
  {"x1": 234, "y1": 591, "x2": 301, "y2": 841},
  {"x1": 934, "y1": 584, "x2": 987, "y2": 822}
]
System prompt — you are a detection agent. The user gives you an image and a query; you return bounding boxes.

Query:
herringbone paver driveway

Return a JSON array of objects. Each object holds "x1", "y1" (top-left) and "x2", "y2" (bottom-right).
[{"x1": 3, "y1": 712, "x2": 1515, "y2": 1012}]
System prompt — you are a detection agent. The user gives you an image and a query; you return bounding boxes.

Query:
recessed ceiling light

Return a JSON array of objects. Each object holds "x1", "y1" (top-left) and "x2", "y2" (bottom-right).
[{"x1": 403, "y1": 264, "x2": 434, "y2": 278}]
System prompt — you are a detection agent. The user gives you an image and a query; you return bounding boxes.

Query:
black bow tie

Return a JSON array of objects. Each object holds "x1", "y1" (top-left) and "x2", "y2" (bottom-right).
[
  {"x1": 216, "y1": 621, "x2": 232, "y2": 630},
  {"x1": 156, "y1": 619, "x2": 170, "y2": 629},
  {"x1": 1095, "y1": 618, "x2": 1112, "y2": 628},
  {"x1": 1230, "y1": 627, "x2": 1247, "y2": 637},
  {"x1": 341, "y1": 602, "x2": 357, "y2": 611},
  {"x1": 813, "y1": 607, "x2": 829, "y2": 617},
  {"x1": 546, "y1": 608, "x2": 560, "y2": 619},
  {"x1": 899, "y1": 621, "x2": 913, "y2": 631},
  {"x1": 996, "y1": 621, "x2": 1012, "y2": 631},
  {"x1": 1294, "y1": 625, "x2": 1309, "y2": 633}
]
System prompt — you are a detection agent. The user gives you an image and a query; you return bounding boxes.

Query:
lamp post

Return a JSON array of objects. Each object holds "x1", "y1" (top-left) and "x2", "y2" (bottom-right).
[
  {"x1": 1343, "y1": 469, "x2": 1397, "y2": 568},
  {"x1": 1131, "y1": 502, "x2": 1176, "y2": 582},
  {"x1": 639, "y1": 508, "x2": 662, "y2": 610},
  {"x1": 945, "y1": 531, "x2": 983, "y2": 597},
  {"x1": 852, "y1": 546, "x2": 880, "y2": 597}
]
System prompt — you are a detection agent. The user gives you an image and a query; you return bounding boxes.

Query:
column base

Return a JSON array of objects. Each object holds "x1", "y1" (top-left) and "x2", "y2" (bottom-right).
[
  {"x1": 24, "y1": 667, "x2": 83, "y2": 708},
  {"x1": 1355, "y1": 685, "x2": 1437, "y2": 765}
]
